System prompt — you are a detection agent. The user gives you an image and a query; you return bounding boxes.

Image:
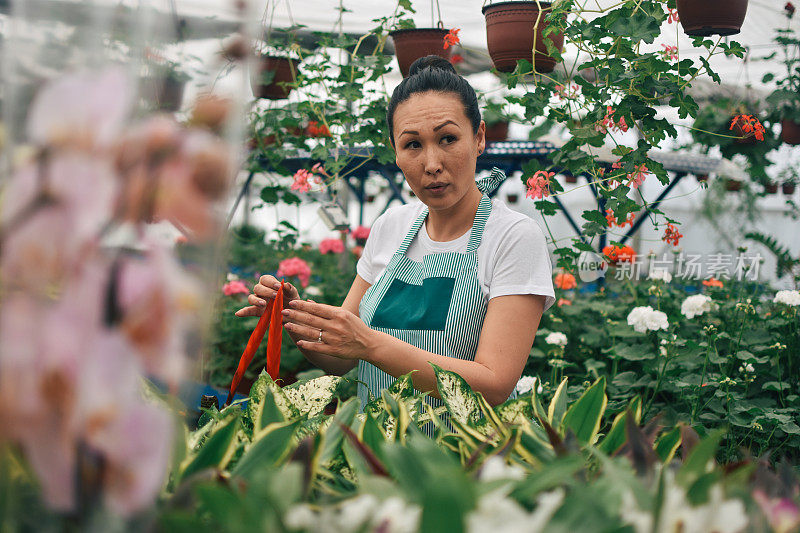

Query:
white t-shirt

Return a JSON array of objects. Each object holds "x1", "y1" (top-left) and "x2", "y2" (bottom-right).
[{"x1": 357, "y1": 198, "x2": 556, "y2": 312}]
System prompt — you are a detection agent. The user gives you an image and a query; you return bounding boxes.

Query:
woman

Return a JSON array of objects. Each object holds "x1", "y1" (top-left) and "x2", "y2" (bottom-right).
[{"x1": 236, "y1": 55, "x2": 555, "y2": 415}]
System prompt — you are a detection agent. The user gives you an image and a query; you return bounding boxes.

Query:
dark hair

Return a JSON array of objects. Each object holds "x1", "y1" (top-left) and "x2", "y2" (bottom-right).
[{"x1": 386, "y1": 55, "x2": 481, "y2": 146}]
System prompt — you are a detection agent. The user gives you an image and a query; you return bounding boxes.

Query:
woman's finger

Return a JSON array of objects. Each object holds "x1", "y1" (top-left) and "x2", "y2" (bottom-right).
[
  {"x1": 282, "y1": 308, "x2": 327, "y2": 330},
  {"x1": 253, "y1": 283, "x2": 277, "y2": 300},
  {"x1": 288, "y1": 299, "x2": 339, "y2": 319},
  {"x1": 235, "y1": 305, "x2": 261, "y2": 317},
  {"x1": 248, "y1": 294, "x2": 268, "y2": 307},
  {"x1": 284, "y1": 322, "x2": 321, "y2": 342}
]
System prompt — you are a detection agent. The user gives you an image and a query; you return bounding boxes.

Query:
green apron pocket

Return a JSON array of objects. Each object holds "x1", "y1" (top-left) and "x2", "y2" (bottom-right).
[{"x1": 371, "y1": 276, "x2": 456, "y2": 331}]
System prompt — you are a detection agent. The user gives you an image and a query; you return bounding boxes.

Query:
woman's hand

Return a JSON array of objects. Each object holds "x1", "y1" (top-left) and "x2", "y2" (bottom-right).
[
  {"x1": 280, "y1": 299, "x2": 376, "y2": 361},
  {"x1": 234, "y1": 275, "x2": 300, "y2": 317}
]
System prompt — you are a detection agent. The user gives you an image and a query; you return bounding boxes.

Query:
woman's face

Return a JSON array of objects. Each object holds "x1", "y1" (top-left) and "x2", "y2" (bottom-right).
[{"x1": 392, "y1": 91, "x2": 485, "y2": 211}]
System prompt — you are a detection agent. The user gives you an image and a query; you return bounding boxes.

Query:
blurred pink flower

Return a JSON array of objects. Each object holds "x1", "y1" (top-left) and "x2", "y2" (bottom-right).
[
  {"x1": 660, "y1": 44, "x2": 679, "y2": 61},
  {"x1": 27, "y1": 67, "x2": 133, "y2": 150},
  {"x1": 627, "y1": 163, "x2": 650, "y2": 188},
  {"x1": 277, "y1": 257, "x2": 312, "y2": 287},
  {"x1": 223, "y1": 279, "x2": 250, "y2": 296},
  {"x1": 526, "y1": 170, "x2": 554, "y2": 200},
  {"x1": 351, "y1": 225, "x2": 371, "y2": 241},
  {"x1": 753, "y1": 489, "x2": 800, "y2": 533},
  {"x1": 291, "y1": 169, "x2": 313, "y2": 193},
  {"x1": 319, "y1": 238, "x2": 345, "y2": 254},
  {"x1": 117, "y1": 244, "x2": 199, "y2": 386}
]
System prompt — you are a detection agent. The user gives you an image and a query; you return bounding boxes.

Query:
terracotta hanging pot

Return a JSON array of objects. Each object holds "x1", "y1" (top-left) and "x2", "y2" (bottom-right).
[
  {"x1": 506, "y1": 193, "x2": 519, "y2": 203},
  {"x1": 389, "y1": 28, "x2": 452, "y2": 78},
  {"x1": 565, "y1": 174, "x2": 578, "y2": 183},
  {"x1": 676, "y1": 0, "x2": 748, "y2": 37},
  {"x1": 251, "y1": 56, "x2": 299, "y2": 100},
  {"x1": 140, "y1": 76, "x2": 185, "y2": 111},
  {"x1": 783, "y1": 182, "x2": 797, "y2": 195},
  {"x1": 725, "y1": 179, "x2": 743, "y2": 192},
  {"x1": 781, "y1": 119, "x2": 800, "y2": 145},
  {"x1": 482, "y1": 1, "x2": 564, "y2": 73},
  {"x1": 484, "y1": 121, "x2": 510, "y2": 142},
  {"x1": 764, "y1": 182, "x2": 778, "y2": 194}
]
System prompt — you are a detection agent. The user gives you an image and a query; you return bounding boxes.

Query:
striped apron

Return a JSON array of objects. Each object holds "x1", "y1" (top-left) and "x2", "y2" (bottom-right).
[{"x1": 357, "y1": 168, "x2": 511, "y2": 433}]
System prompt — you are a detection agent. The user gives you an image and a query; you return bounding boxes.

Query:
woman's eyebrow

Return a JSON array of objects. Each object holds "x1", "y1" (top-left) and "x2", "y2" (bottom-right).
[{"x1": 400, "y1": 119, "x2": 459, "y2": 137}]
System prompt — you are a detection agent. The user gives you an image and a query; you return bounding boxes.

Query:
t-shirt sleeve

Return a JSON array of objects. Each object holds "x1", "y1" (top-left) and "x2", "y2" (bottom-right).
[
  {"x1": 356, "y1": 214, "x2": 385, "y2": 284},
  {"x1": 488, "y1": 217, "x2": 556, "y2": 312}
]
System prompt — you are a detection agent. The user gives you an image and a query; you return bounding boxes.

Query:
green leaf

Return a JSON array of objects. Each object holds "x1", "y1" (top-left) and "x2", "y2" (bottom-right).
[
  {"x1": 431, "y1": 363, "x2": 480, "y2": 426},
  {"x1": 232, "y1": 420, "x2": 300, "y2": 477},
  {"x1": 561, "y1": 377, "x2": 607, "y2": 445},
  {"x1": 597, "y1": 409, "x2": 629, "y2": 455},
  {"x1": 548, "y1": 378, "x2": 569, "y2": 426},
  {"x1": 496, "y1": 397, "x2": 534, "y2": 425},
  {"x1": 654, "y1": 426, "x2": 682, "y2": 463},
  {"x1": 283, "y1": 375, "x2": 342, "y2": 418},
  {"x1": 179, "y1": 413, "x2": 241, "y2": 481},
  {"x1": 319, "y1": 398, "x2": 359, "y2": 466},
  {"x1": 248, "y1": 371, "x2": 300, "y2": 430},
  {"x1": 676, "y1": 428, "x2": 725, "y2": 487}
]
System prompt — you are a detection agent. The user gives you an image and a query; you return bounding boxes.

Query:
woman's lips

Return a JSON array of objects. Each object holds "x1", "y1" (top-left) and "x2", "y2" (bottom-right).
[{"x1": 426, "y1": 183, "x2": 448, "y2": 195}]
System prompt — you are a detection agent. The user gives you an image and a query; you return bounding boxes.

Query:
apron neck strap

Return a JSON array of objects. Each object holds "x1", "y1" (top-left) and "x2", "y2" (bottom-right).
[{"x1": 396, "y1": 193, "x2": 493, "y2": 256}]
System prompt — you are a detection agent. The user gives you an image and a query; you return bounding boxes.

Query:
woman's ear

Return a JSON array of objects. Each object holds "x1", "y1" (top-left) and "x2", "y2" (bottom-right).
[{"x1": 476, "y1": 120, "x2": 486, "y2": 155}]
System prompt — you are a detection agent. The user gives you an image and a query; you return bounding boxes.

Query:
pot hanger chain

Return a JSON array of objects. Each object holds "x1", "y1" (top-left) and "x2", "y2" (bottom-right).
[{"x1": 430, "y1": 0, "x2": 443, "y2": 28}]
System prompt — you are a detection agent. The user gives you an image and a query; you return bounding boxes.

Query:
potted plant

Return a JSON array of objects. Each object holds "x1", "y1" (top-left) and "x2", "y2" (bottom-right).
[
  {"x1": 483, "y1": 100, "x2": 510, "y2": 142},
  {"x1": 251, "y1": 55, "x2": 300, "y2": 100},
  {"x1": 676, "y1": 0, "x2": 748, "y2": 36},
  {"x1": 763, "y1": 4, "x2": 800, "y2": 145},
  {"x1": 765, "y1": 181, "x2": 779, "y2": 194},
  {"x1": 140, "y1": 59, "x2": 190, "y2": 112},
  {"x1": 389, "y1": 22, "x2": 454, "y2": 77},
  {"x1": 482, "y1": 1, "x2": 564, "y2": 73},
  {"x1": 783, "y1": 179, "x2": 797, "y2": 195}
]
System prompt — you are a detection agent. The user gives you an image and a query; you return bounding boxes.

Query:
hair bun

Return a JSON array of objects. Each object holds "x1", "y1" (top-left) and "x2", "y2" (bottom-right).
[{"x1": 408, "y1": 55, "x2": 457, "y2": 77}]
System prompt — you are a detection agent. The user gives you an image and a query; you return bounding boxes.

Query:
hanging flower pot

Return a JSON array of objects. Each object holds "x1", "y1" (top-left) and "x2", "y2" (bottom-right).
[
  {"x1": 389, "y1": 28, "x2": 452, "y2": 77},
  {"x1": 783, "y1": 182, "x2": 797, "y2": 195},
  {"x1": 484, "y1": 121, "x2": 510, "y2": 142},
  {"x1": 696, "y1": 174, "x2": 708, "y2": 182},
  {"x1": 725, "y1": 178, "x2": 743, "y2": 192},
  {"x1": 565, "y1": 174, "x2": 578, "y2": 183},
  {"x1": 251, "y1": 55, "x2": 299, "y2": 100},
  {"x1": 764, "y1": 181, "x2": 778, "y2": 194},
  {"x1": 676, "y1": 0, "x2": 748, "y2": 37},
  {"x1": 140, "y1": 75, "x2": 186, "y2": 112},
  {"x1": 482, "y1": 1, "x2": 564, "y2": 73},
  {"x1": 506, "y1": 193, "x2": 519, "y2": 203},
  {"x1": 781, "y1": 119, "x2": 800, "y2": 145}
]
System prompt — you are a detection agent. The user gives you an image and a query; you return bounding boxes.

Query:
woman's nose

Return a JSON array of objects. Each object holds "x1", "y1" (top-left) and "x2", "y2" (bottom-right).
[{"x1": 422, "y1": 146, "x2": 443, "y2": 175}]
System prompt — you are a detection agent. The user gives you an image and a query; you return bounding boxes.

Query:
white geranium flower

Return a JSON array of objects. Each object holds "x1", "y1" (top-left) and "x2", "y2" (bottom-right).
[
  {"x1": 515, "y1": 375, "x2": 543, "y2": 395},
  {"x1": 284, "y1": 503, "x2": 317, "y2": 530},
  {"x1": 372, "y1": 497, "x2": 421, "y2": 533},
  {"x1": 620, "y1": 471, "x2": 747, "y2": 533},
  {"x1": 545, "y1": 332, "x2": 568, "y2": 347},
  {"x1": 739, "y1": 363, "x2": 755, "y2": 373},
  {"x1": 304, "y1": 285, "x2": 322, "y2": 297},
  {"x1": 467, "y1": 488, "x2": 564, "y2": 533},
  {"x1": 627, "y1": 306, "x2": 669, "y2": 333},
  {"x1": 648, "y1": 268, "x2": 672, "y2": 283},
  {"x1": 479, "y1": 456, "x2": 526, "y2": 482},
  {"x1": 773, "y1": 290, "x2": 800, "y2": 306},
  {"x1": 681, "y1": 294, "x2": 714, "y2": 319}
]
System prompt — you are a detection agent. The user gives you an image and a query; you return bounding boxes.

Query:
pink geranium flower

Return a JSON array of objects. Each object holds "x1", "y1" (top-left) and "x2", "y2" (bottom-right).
[
  {"x1": 222, "y1": 279, "x2": 250, "y2": 296},
  {"x1": 627, "y1": 163, "x2": 650, "y2": 188},
  {"x1": 526, "y1": 170, "x2": 554, "y2": 200},
  {"x1": 351, "y1": 225, "x2": 370, "y2": 241},
  {"x1": 319, "y1": 238, "x2": 345, "y2": 254},
  {"x1": 291, "y1": 169, "x2": 313, "y2": 193},
  {"x1": 277, "y1": 257, "x2": 311, "y2": 287}
]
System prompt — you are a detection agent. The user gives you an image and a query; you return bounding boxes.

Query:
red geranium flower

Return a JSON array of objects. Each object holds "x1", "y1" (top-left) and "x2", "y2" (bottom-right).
[
  {"x1": 306, "y1": 120, "x2": 331, "y2": 137},
  {"x1": 525, "y1": 170, "x2": 554, "y2": 200},
  {"x1": 786, "y1": 2, "x2": 795, "y2": 17},
  {"x1": 554, "y1": 272, "x2": 578, "y2": 290},
  {"x1": 602, "y1": 244, "x2": 636, "y2": 264},
  {"x1": 702, "y1": 277, "x2": 724, "y2": 288},
  {"x1": 662, "y1": 222, "x2": 683, "y2": 247},
  {"x1": 450, "y1": 54, "x2": 464, "y2": 65},
  {"x1": 443, "y1": 28, "x2": 460, "y2": 49},
  {"x1": 730, "y1": 114, "x2": 766, "y2": 141}
]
